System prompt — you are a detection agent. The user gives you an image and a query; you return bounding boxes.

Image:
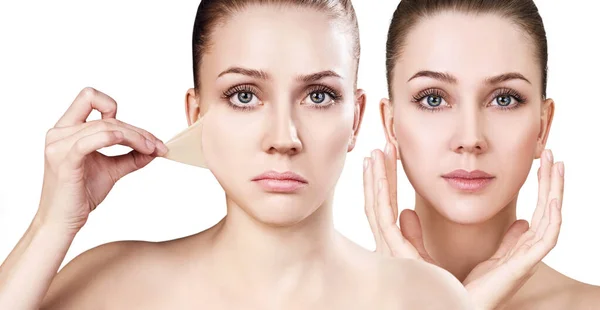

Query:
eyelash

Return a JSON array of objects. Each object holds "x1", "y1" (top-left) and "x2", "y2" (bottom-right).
[
  {"x1": 221, "y1": 84, "x2": 342, "y2": 111},
  {"x1": 221, "y1": 84, "x2": 259, "y2": 111},
  {"x1": 303, "y1": 85, "x2": 342, "y2": 109},
  {"x1": 411, "y1": 88, "x2": 527, "y2": 113}
]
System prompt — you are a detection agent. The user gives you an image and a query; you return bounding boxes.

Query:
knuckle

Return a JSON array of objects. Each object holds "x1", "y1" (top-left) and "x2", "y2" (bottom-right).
[
  {"x1": 80, "y1": 87, "x2": 98, "y2": 99},
  {"x1": 94, "y1": 121, "x2": 112, "y2": 132},
  {"x1": 44, "y1": 142, "x2": 60, "y2": 159},
  {"x1": 45, "y1": 128, "x2": 57, "y2": 143}
]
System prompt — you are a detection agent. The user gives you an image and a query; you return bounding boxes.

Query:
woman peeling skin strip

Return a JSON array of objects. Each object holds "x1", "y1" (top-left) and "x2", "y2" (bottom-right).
[
  {"x1": 0, "y1": 1, "x2": 473, "y2": 309},
  {"x1": 365, "y1": 1, "x2": 600, "y2": 309}
]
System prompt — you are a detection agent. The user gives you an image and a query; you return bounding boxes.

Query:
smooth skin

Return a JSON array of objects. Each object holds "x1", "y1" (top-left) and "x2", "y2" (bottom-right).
[
  {"x1": 365, "y1": 12, "x2": 600, "y2": 310},
  {"x1": 0, "y1": 5, "x2": 472, "y2": 310}
]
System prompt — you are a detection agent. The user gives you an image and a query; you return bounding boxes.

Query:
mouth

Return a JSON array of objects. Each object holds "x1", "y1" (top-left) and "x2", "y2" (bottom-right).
[
  {"x1": 441, "y1": 169, "x2": 495, "y2": 193},
  {"x1": 251, "y1": 171, "x2": 308, "y2": 193}
]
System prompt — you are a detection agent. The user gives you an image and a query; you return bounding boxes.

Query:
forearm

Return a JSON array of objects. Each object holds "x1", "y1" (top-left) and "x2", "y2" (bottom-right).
[{"x1": 0, "y1": 215, "x2": 75, "y2": 309}]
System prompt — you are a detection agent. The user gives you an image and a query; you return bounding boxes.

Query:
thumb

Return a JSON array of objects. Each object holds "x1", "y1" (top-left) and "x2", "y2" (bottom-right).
[
  {"x1": 111, "y1": 150, "x2": 155, "y2": 180},
  {"x1": 399, "y1": 209, "x2": 436, "y2": 264},
  {"x1": 491, "y1": 219, "x2": 530, "y2": 260}
]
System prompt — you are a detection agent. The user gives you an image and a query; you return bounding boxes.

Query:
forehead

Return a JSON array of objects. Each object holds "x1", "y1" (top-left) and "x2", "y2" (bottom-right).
[
  {"x1": 396, "y1": 12, "x2": 541, "y2": 86},
  {"x1": 201, "y1": 5, "x2": 354, "y2": 81}
]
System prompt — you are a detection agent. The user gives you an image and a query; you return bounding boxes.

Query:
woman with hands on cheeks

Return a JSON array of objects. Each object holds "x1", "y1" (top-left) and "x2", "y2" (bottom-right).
[
  {"x1": 0, "y1": 0, "x2": 473, "y2": 309},
  {"x1": 364, "y1": 0, "x2": 600, "y2": 309}
]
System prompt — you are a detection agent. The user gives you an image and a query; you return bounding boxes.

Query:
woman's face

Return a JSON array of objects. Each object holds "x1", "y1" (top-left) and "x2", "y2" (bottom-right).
[
  {"x1": 189, "y1": 5, "x2": 363, "y2": 225},
  {"x1": 386, "y1": 12, "x2": 553, "y2": 224}
]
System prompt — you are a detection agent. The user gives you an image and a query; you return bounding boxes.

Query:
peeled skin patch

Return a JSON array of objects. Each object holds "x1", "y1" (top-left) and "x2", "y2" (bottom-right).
[{"x1": 161, "y1": 117, "x2": 206, "y2": 168}]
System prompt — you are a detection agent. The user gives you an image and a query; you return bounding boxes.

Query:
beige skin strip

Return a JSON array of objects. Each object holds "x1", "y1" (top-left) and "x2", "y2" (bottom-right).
[{"x1": 161, "y1": 117, "x2": 207, "y2": 168}]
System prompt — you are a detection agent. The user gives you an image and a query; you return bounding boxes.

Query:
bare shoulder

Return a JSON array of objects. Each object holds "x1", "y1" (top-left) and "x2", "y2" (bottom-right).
[
  {"x1": 514, "y1": 265, "x2": 600, "y2": 310},
  {"x1": 40, "y1": 228, "x2": 216, "y2": 310},
  {"x1": 40, "y1": 240, "x2": 163, "y2": 309},
  {"x1": 567, "y1": 281, "x2": 600, "y2": 309},
  {"x1": 375, "y1": 257, "x2": 473, "y2": 310}
]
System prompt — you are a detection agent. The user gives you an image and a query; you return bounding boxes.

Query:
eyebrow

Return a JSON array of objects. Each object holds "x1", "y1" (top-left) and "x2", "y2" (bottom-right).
[
  {"x1": 218, "y1": 67, "x2": 271, "y2": 80},
  {"x1": 485, "y1": 72, "x2": 531, "y2": 85},
  {"x1": 407, "y1": 70, "x2": 531, "y2": 85},
  {"x1": 297, "y1": 70, "x2": 343, "y2": 83},
  {"x1": 217, "y1": 67, "x2": 342, "y2": 82},
  {"x1": 407, "y1": 71, "x2": 457, "y2": 84}
]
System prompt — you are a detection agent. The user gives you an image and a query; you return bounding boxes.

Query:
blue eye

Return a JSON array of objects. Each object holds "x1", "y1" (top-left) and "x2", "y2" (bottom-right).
[
  {"x1": 495, "y1": 95, "x2": 512, "y2": 106},
  {"x1": 237, "y1": 92, "x2": 253, "y2": 104},
  {"x1": 310, "y1": 92, "x2": 327, "y2": 104},
  {"x1": 427, "y1": 95, "x2": 443, "y2": 107}
]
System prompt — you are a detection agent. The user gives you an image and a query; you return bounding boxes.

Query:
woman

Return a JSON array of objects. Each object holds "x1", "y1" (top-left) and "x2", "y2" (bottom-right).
[
  {"x1": 0, "y1": 1, "x2": 471, "y2": 309},
  {"x1": 365, "y1": 0, "x2": 600, "y2": 309}
]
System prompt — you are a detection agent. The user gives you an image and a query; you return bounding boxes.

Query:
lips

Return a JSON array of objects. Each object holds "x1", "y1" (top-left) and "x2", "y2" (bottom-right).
[
  {"x1": 251, "y1": 171, "x2": 308, "y2": 193},
  {"x1": 441, "y1": 169, "x2": 495, "y2": 192}
]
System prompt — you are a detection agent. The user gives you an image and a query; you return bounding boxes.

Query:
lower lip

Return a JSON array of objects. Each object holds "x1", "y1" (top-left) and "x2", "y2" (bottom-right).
[
  {"x1": 253, "y1": 179, "x2": 307, "y2": 193},
  {"x1": 442, "y1": 177, "x2": 494, "y2": 192}
]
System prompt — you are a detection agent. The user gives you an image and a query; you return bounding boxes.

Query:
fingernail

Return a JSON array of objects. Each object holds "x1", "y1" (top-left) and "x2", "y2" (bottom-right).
[
  {"x1": 545, "y1": 149, "x2": 553, "y2": 162},
  {"x1": 156, "y1": 140, "x2": 168, "y2": 156},
  {"x1": 558, "y1": 162, "x2": 564, "y2": 177},
  {"x1": 363, "y1": 158, "x2": 369, "y2": 170},
  {"x1": 145, "y1": 139, "x2": 155, "y2": 150}
]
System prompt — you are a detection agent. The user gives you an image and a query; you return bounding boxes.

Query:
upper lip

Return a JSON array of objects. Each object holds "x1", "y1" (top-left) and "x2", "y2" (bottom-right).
[
  {"x1": 442, "y1": 170, "x2": 494, "y2": 179},
  {"x1": 251, "y1": 171, "x2": 308, "y2": 183}
]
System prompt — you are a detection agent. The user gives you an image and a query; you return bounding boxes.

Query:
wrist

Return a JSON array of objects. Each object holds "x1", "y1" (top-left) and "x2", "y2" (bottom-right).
[{"x1": 32, "y1": 213, "x2": 80, "y2": 241}]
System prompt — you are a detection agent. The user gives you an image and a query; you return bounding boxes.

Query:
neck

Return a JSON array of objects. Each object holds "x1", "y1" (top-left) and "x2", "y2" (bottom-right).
[
  {"x1": 414, "y1": 195, "x2": 518, "y2": 282},
  {"x1": 208, "y1": 192, "x2": 339, "y2": 299}
]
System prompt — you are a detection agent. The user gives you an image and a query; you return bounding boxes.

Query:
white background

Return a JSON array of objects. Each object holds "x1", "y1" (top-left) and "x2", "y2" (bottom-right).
[{"x1": 1, "y1": 0, "x2": 599, "y2": 285}]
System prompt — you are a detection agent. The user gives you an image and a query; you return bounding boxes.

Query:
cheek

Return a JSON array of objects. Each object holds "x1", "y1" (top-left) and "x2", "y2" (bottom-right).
[
  {"x1": 300, "y1": 108, "x2": 353, "y2": 182},
  {"x1": 201, "y1": 110, "x2": 261, "y2": 185},
  {"x1": 489, "y1": 112, "x2": 539, "y2": 188},
  {"x1": 394, "y1": 109, "x2": 448, "y2": 181}
]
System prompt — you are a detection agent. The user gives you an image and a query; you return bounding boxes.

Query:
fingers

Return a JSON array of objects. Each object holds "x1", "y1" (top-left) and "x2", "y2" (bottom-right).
[
  {"x1": 399, "y1": 209, "x2": 436, "y2": 263},
  {"x1": 491, "y1": 219, "x2": 529, "y2": 260},
  {"x1": 363, "y1": 157, "x2": 384, "y2": 251},
  {"x1": 377, "y1": 177, "x2": 421, "y2": 259},
  {"x1": 371, "y1": 150, "x2": 391, "y2": 255},
  {"x1": 62, "y1": 121, "x2": 164, "y2": 157},
  {"x1": 55, "y1": 87, "x2": 118, "y2": 128},
  {"x1": 62, "y1": 131, "x2": 125, "y2": 171},
  {"x1": 531, "y1": 149, "x2": 553, "y2": 230},
  {"x1": 535, "y1": 162, "x2": 564, "y2": 241},
  {"x1": 516, "y1": 199, "x2": 562, "y2": 270},
  {"x1": 47, "y1": 119, "x2": 164, "y2": 147},
  {"x1": 384, "y1": 143, "x2": 399, "y2": 220},
  {"x1": 110, "y1": 150, "x2": 156, "y2": 180}
]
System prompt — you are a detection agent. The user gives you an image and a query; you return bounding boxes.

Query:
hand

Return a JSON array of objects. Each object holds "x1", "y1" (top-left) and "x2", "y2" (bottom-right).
[
  {"x1": 37, "y1": 87, "x2": 168, "y2": 235},
  {"x1": 364, "y1": 144, "x2": 564, "y2": 310}
]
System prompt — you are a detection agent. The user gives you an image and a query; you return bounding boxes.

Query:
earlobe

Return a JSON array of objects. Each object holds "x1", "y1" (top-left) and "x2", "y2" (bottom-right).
[
  {"x1": 348, "y1": 89, "x2": 367, "y2": 152},
  {"x1": 185, "y1": 88, "x2": 200, "y2": 127},
  {"x1": 380, "y1": 98, "x2": 400, "y2": 157},
  {"x1": 535, "y1": 98, "x2": 555, "y2": 159}
]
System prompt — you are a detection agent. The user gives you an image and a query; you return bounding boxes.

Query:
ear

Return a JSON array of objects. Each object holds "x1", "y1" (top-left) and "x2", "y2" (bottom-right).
[
  {"x1": 380, "y1": 97, "x2": 399, "y2": 157},
  {"x1": 185, "y1": 88, "x2": 200, "y2": 127},
  {"x1": 347, "y1": 89, "x2": 366, "y2": 152},
  {"x1": 534, "y1": 97, "x2": 555, "y2": 159}
]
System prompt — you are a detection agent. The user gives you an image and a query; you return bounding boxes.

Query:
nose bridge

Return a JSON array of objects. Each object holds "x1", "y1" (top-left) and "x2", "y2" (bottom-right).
[
  {"x1": 452, "y1": 101, "x2": 487, "y2": 154},
  {"x1": 262, "y1": 96, "x2": 302, "y2": 155}
]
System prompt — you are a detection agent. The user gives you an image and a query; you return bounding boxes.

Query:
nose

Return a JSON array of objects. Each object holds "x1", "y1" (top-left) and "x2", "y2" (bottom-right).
[
  {"x1": 450, "y1": 106, "x2": 488, "y2": 155},
  {"x1": 261, "y1": 105, "x2": 303, "y2": 156}
]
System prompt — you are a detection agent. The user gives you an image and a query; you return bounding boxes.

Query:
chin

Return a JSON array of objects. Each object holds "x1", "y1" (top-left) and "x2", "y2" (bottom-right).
[
  {"x1": 240, "y1": 194, "x2": 320, "y2": 227},
  {"x1": 431, "y1": 197, "x2": 504, "y2": 225}
]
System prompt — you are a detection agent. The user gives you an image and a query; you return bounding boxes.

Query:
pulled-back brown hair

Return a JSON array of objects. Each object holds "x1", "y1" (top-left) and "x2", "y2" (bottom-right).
[
  {"x1": 386, "y1": 0, "x2": 548, "y2": 98},
  {"x1": 192, "y1": 0, "x2": 360, "y2": 91}
]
